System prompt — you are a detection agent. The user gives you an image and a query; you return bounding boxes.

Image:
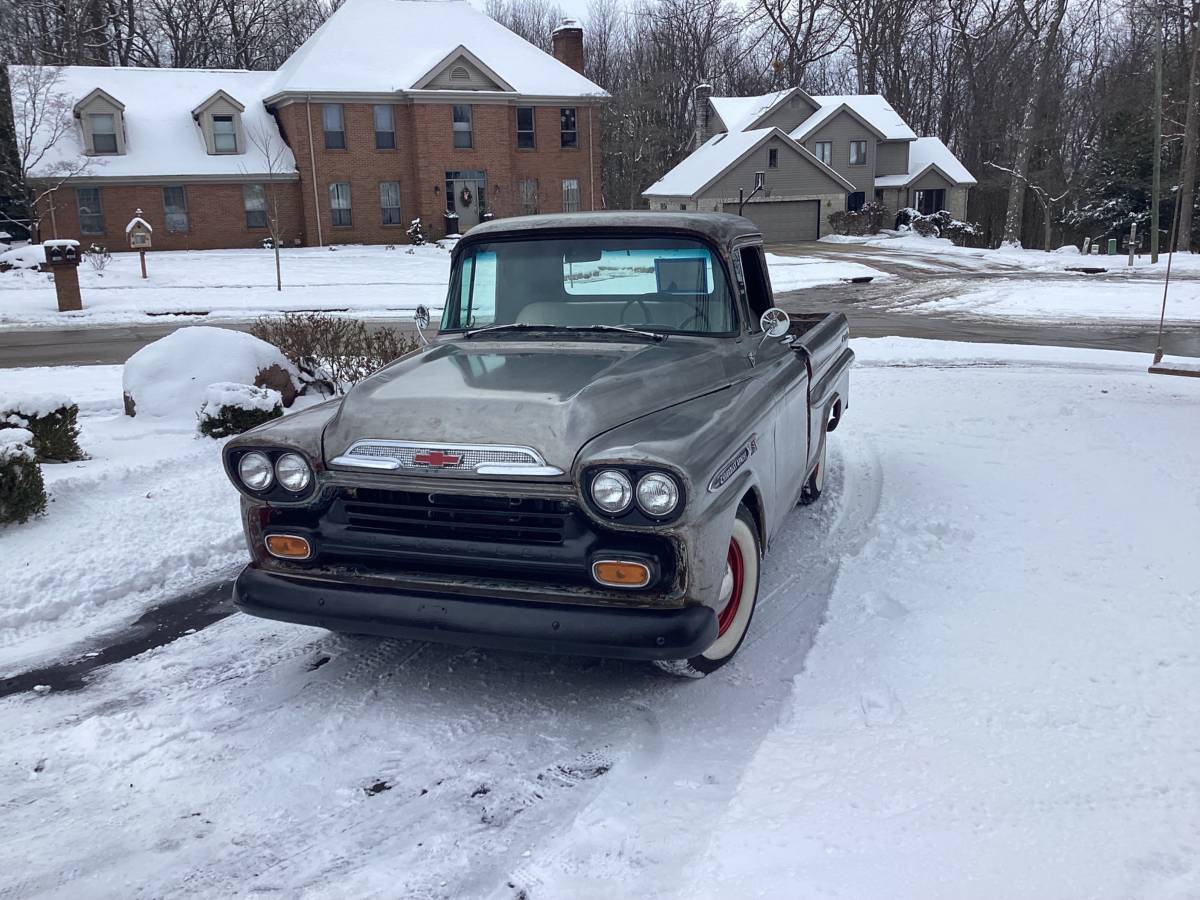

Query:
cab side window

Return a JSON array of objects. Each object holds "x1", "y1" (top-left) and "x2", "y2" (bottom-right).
[{"x1": 739, "y1": 246, "x2": 772, "y2": 327}]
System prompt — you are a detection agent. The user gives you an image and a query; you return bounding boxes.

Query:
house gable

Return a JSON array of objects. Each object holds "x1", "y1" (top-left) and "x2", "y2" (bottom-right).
[
  {"x1": 699, "y1": 132, "x2": 853, "y2": 200},
  {"x1": 745, "y1": 89, "x2": 820, "y2": 133},
  {"x1": 190, "y1": 89, "x2": 245, "y2": 117},
  {"x1": 73, "y1": 87, "x2": 127, "y2": 156},
  {"x1": 909, "y1": 165, "x2": 956, "y2": 190},
  {"x1": 795, "y1": 103, "x2": 887, "y2": 144},
  {"x1": 801, "y1": 106, "x2": 882, "y2": 193},
  {"x1": 412, "y1": 45, "x2": 515, "y2": 91}
]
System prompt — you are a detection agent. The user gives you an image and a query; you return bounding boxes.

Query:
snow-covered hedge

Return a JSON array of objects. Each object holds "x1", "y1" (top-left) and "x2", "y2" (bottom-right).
[
  {"x1": 122, "y1": 326, "x2": 301, "y2": 418},
  {"x1": 0, "y1": 243, "x2": 46, "y2": 271},
  {"x1": 0, "y1": 428, "x2": 47, "y2": 525},
  {"x1": 901, "y1": 209, "x2": 984, "y2": 247},
  {"x1": 1, "y1": 396, "x2": 84, "y2": 462},
  {"x1": 828, "y1": 202, "x2": 889, "y2": 237},
  {"x1": 197, "y1": 382, "x2": 283, "y2": 438}
]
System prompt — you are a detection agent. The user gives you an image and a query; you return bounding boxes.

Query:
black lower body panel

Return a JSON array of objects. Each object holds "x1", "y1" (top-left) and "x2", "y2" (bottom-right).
[{"x1": 234, "y1": 566, "x2": 716, "y2": 661}]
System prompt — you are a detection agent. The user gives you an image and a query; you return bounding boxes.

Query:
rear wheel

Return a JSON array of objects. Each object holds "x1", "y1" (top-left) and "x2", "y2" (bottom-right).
[
  {"x1": 655, "y1": 506, "x2": 760, "y2": 678},
  {"x1": 799, "y1": 434, "x2": 827, "y2": 505}
]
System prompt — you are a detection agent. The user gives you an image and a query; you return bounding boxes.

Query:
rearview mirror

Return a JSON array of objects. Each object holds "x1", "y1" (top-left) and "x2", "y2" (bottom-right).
[
  {"x1": 414, "y1": 304, "x2": 430, "y2": 345},
  {"x1": 760, "y1": 308, "x2": 790, "y2": 338}
]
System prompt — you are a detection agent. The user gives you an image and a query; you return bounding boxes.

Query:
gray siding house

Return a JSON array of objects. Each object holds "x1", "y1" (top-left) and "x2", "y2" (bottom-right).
[{"x1": 644, "y1": 86, "x2": 976, "y2": 243}]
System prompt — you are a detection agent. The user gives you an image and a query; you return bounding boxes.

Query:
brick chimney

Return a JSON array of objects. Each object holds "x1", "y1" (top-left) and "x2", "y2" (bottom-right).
[
  {"x1": 552, "y1": 18, "x2": 585, "y2": 75},
  {"x1": 694, "y1": 83, "x2": 713, "y2": 149}
]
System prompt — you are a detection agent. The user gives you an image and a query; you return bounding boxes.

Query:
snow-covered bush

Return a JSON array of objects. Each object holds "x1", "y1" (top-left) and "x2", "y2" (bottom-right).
[
  {"x1": 0, "y1": 429, "x2": 47, "y2": 525},
  {"x1": 197, "y1": 382, "x2": 283, "y2": 438},
  {"x1": 902, "y1": 210, "x2": 985, "y2": 247},
  {"x1": 0, "y1": 397, "x2": 84, "y2": 461},
  {"x1": 0, "y1": 243, "x2": 46, "y2": 272},
  {"x1": 85, "y1": 244, "x2": 111, "y2": 272},
  {"x1": 407, "y1": 218, "x2": 426, "y2": 246},
  {"x1": 250, "y1": 313, "x2": 418, "y2": 395},
  {"x1": 123, "y1": 326, "x2": 300, "y2": 418}
]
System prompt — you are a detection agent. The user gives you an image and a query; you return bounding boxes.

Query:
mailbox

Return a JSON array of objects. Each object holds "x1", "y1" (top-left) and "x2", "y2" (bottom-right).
[{"x1": 42, "y1": 239, "x2": 82, "y2": 311}]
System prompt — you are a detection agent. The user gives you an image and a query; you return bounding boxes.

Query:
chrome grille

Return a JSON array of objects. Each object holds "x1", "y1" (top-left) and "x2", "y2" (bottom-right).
[{"x1": 347, "y1": 443, "x2": 537, "y2": 470}]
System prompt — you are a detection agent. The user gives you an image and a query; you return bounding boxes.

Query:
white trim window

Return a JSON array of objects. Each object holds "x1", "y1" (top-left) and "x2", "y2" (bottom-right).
[
  {"x1": 212, "y1": 114, "x2": 238, "y2": 153},
  {"x1": 561, "y1": 178, "x2": 580, "y2": 213},
  {"x1": 89, "y1": 113, "x2": 118, "y2": 154},
  {"x1": 330, "y1": 182, "x2": 352, "y2": 227}
]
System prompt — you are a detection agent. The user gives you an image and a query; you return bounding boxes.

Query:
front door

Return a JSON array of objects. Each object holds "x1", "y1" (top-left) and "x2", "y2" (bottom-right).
[{"x1": 446, "y1": 170, "x2": 486, "y2": 233}]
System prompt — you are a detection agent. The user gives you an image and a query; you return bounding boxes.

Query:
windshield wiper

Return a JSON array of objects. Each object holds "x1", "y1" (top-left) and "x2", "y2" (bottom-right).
[{"x1": 463, "y1": 323, "x2": 665, "y2": 341}]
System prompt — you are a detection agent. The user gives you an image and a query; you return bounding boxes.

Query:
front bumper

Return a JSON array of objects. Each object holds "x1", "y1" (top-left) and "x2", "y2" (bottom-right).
[{"x1": 234, "y1": 566, "x2": 717, "y2": 660}]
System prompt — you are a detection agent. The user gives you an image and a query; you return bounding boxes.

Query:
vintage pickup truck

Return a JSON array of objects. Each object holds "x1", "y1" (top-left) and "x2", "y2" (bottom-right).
[{"x1": 225, "y1": 212, "x2": 853, "y2": 675}]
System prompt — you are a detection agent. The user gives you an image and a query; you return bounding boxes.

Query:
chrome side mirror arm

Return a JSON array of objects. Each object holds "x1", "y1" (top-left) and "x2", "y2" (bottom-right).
[
  {"x1": 748, "y1": 307, "x2": 790, "y2": 367},
  {"x1": 414, "y1": 304, "x2": 430, "y2": 347}
]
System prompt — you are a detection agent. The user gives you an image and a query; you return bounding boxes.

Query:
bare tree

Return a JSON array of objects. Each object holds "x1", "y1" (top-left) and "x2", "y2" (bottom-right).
[
  {"x1": 2, "y1": 66, "x2": 93, "y2": 242},
  {"x1": 1175, "y1": 0, "x2": 1199, "y2": 251},
  {"x1": 246, "y1": 122, "x2": 292, "y2": 291}
]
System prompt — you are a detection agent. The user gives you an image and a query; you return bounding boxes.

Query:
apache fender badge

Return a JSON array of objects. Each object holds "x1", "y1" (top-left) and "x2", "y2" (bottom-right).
[{"x1": 708, "y1": 433, "x2": 758, "y2": 492}]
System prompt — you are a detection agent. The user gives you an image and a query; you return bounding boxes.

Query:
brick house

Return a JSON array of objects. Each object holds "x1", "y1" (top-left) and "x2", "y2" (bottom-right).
[
  {"x1": 14, "y1": 0, "x2": 606, "y2": 250},
  {"x1": 643, "y1": 87, "x2": 975, "y2": 243}
]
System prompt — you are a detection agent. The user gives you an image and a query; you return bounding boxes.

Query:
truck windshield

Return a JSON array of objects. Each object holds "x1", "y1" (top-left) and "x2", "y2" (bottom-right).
[{"x1": 441, "y1": 236, "x2": 738, "y2": 335}]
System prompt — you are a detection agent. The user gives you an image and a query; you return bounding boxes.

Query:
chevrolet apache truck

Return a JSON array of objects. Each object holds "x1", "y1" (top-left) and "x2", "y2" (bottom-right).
[{"x1": 224, "y1": 212, "x2": 853, "y2": 675}]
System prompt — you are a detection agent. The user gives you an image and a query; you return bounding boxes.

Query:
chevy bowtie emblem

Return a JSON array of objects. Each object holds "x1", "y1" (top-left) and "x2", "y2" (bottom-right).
[{"x1": 412, "y1": 449, "x2": 463, "y2": 468}]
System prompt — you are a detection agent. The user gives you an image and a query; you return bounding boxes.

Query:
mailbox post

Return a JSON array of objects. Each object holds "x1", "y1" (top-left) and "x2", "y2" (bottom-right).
[
  {"x1": 44, "y1": 239, "x2": 82, "y2": 312},
  {"x1": 126, "y1": 209, "x2": 153, "y2": 279}
]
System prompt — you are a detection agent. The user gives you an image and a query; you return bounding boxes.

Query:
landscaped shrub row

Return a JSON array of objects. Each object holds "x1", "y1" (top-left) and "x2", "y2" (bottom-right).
[
  {"x1": 198, "y1": 383, "x2": 283, "y2": 438},
  {"x1": 1, "y1": 398, "x2": 85, "y2": 462}
]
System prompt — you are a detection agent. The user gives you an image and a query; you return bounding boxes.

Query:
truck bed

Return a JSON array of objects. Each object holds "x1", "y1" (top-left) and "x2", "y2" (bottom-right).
[{"x1": 788, "y1": 312, "x2": 853, "y2": 415}]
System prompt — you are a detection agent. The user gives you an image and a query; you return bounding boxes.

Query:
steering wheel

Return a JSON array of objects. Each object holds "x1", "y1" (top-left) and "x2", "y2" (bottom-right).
[
  {"x1": 620, "y1": 298, "x2": 651, "y2": 326},
  {"x1": 679, "y1": 311, "x2": 710, "y2": 332}
]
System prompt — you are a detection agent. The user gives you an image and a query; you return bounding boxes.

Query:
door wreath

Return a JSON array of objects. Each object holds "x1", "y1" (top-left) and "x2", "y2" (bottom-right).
[{"x1": 460, "y1": 186, "x2": 473, "y2": 207}]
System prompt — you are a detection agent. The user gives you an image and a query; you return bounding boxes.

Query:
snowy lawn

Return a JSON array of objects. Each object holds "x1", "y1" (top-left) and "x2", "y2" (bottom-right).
[
  {"x1": 0, "y1": 243, "x2": 454, "y2": 327},
  {"x1": 0, "y1": 339, "x2": 1197, "y2": 898},
  {"x1": 918, "y1": 277, "x2": 1200, "y2": 322},
  {"x1": 0, "y1": 242, "x2": 889, "y2": 328}
]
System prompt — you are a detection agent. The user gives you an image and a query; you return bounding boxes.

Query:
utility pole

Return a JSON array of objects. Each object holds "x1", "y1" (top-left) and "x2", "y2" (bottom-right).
[{"x1": 1152, "y1": 10, "x2": 1163, "y2": 263}]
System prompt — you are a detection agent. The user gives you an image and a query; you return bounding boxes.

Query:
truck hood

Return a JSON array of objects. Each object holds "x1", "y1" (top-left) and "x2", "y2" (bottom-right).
[{"x1": 322, "y1": 338, "x2": 743, "y2": 472}]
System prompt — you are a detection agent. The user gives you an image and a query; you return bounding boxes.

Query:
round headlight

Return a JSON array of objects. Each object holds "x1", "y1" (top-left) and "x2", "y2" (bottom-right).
[
  {"x1": 591, "y1": 469, "x2": 632, "y2": 513},
  {"x1": 636, "y1": 473, "x2": 680, "y2": 517},
  {"x1": 275, "y1": 453, "x2": 312, "y2": 492},
  {"x1": 238, "y1": 451, "x2": 274, "y2": 491}
]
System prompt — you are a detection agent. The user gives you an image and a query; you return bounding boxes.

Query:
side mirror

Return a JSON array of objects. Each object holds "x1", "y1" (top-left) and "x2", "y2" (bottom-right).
[
  {"x1": 760, "y1": 307, "x2": 790, "y2": 338},
  {"x1": 414, "y1": 304, "x2": 430, "y2": 346}
]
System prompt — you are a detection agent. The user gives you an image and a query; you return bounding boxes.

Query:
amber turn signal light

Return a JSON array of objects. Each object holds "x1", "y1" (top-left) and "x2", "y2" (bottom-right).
[
  {"x1": 265, "y1": 534, "x2": 312, "y2": 560},
  {"x1": 591, "y1": 560, "x2": 651, "y2": 589}
]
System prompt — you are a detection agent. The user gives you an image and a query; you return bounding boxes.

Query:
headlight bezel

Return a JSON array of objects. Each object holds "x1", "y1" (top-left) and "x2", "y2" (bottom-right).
[
  {"x1": 275, "y1": 452, "x2": 313, "y2": 493},
  {"x1": 590, "y1": 468, "x2": 633, "y2": 514},
  {"x1": 237, "y1": 451, "x2": 274, "y2": 492},
  {"x1": 226, "y1": 446, "x2": 318, "y2": 503},
  {"x1": 582, "y1": 464, "x2": 685, "y2": 525},
  {"x1": 635, "y1": 472, "x2": 680, "y2": 518}
]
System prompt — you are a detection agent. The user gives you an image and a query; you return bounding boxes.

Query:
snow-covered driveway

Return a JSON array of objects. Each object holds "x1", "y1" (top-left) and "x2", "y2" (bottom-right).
[{"x1": 2, "y1": 340, "x2": 1198, "y2": 899}]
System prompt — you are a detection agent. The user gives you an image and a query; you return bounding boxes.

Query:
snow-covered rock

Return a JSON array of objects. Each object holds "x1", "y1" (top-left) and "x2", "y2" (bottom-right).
[
  {"x1": 1054, "y1": 244, "x2": 1081, "y2": 255},
  {"x1": 122, "y1": 326, "x2": 300, "y2": 418},
  {"x1": 0, "y1": 243, "x2": 46, "y2": 270}
]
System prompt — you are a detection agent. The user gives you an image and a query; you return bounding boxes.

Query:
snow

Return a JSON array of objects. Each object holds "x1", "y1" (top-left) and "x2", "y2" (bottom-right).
[
  {"x1": 874, "y1": 135, "x2": 977, "y2": 187},
  {"x1": 1, "y1": 394, "x2": 73, "y2": 417},
  {"x1": 269, "y1": 0, "x2": 606, "y2": 97},
  {"x1": 11, "y1": 65, "x2": 296, "y2": 180},
  {"x1": 122, "y1": 326, "x2": 298, "y2": 418},
  {"x1": 708, "y1": 89, "x2": 795, "y2": 133},
  {"x1": 643, "y1": 128, "x2": 778, "y2": 197},
  {"x1": 0, "y1": 243, "x2": 454, "y2": 326},
  {"x1": 795, "y1": 94, "x2": 918, "y2": 141},
  {"x1": 1, "y1": 339, "x2": 1197, "y2": 897},
  {"x1": 765, "y1": 252, "x2": 890, "y2": 290},
  {"x1": 0, "y1": 426, "x2": 35, "y2": 461},
  {"x1": 199, "y1": 381, "x2": 282, "y2": 416},
  {"x1": 0, "y1": 244, "x2": 45, "y2": 269},
  {"x1": 124, "y1": 216, "x2": 153, "y2": 235},
  {"x1": 927, "y1": 279, "x2": 1200, "y2": 321}
]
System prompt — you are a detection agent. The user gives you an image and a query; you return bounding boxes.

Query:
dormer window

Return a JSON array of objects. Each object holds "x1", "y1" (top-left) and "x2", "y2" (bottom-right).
[
  {"x1": 74, "y1": 88, "x2": 127, "y2": 156},
  {"x1": 212, "y1": 115, "x2": 238, "y2": 153},
  {"x1": 191, "y1": 90, "x2": 246, "y2": 156},
  {"x1": 89, "y1": 113, "x2": 118, "y2": 154}
]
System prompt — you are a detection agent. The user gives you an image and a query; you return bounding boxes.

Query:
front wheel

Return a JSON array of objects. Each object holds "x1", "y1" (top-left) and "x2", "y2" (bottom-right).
[{"x1": 655, "y1": 506, "x2": 761, "y2": 677}]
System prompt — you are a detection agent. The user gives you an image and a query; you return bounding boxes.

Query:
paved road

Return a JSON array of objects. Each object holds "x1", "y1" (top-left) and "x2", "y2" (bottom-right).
[{"x1": 3, "y1": 241, "x2": 1198, "y2": 365}]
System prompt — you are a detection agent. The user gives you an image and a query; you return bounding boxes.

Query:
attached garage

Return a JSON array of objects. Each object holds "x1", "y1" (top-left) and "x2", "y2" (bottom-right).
[{"x1": 723, "y1": 200, "x2": 821, "y2": 243}]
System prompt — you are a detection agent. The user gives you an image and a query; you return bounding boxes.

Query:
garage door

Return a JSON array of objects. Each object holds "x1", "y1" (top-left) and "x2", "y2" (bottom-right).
[{"x1": 723, "y1": 200, "x2": 820, "y2": 243}]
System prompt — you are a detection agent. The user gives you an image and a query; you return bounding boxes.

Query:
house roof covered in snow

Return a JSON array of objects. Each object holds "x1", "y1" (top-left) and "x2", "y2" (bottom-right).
[
  {"x1": 793, "y1": 95, "x2": 916, "y2": 142},
  {"x1": 643, "y1": 127, "x2": 854, "y2": 197},
  {"x1": 709, "y1": 89, "x2": 799, "y2": 133},
  {"x1": 11, "y1": 66, "x2": 296, "y2": 181},
  {"x1": 875, "y1": 136, "x2": 977, "y2": 187},
  {"x1": 267, "y1": 0, "x2": 606, "y2": 98}
]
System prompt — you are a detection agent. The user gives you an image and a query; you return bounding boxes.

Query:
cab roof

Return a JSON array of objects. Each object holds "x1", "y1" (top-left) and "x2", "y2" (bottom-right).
[{"x1": 462, "y1": 211, "x2": 763, "y2": 246}]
